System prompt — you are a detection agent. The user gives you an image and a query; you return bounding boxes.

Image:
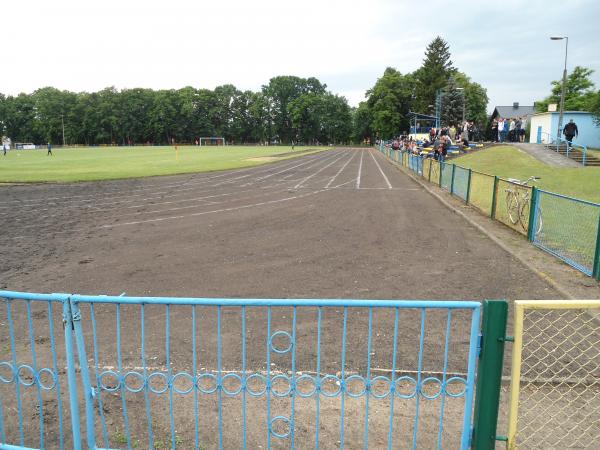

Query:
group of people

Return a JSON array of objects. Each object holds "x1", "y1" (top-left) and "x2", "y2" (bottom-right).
[{"x1": 491, "y1": 117, "x2": 527, "y2": 143}]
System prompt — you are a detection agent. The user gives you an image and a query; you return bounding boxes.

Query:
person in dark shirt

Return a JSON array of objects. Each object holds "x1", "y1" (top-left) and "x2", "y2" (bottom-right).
[
  {"x1": 562, "y1": 120, "x2": 578, "y2": 145},
  {"x1": 47, "y1": 142, "x2": 53, "y2": 156}
]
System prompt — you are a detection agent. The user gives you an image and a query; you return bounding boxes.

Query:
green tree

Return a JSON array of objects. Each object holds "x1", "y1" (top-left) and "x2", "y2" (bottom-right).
[
  {"x1": 414, "y1": 36, "x2": 455, "y2": 114},
  {"x1": 366, "y1": 67, "x2": 416, "y2": 139},
  {"x1": 441, "y1": 77, "x2": 464, "y2": 126},
  {"x1": 353, "y1": 102, "x2": 373, "y2": 144},
  {"x1": 535, "y1": 66, "x2": 596, "y2": 112},
  {"x1": 452, "y1": 72, "x2": 489, "y2": 125}
]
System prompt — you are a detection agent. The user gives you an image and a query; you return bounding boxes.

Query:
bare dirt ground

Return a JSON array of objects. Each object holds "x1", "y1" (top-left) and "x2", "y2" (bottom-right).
[{"x1": 0, "y1": 148, "x2": 564, "y2": 449}]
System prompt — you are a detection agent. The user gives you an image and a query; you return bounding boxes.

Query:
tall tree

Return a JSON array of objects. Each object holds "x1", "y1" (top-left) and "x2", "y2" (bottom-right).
[
  {"x1": 441, "y1": 77, "x2": 464, "y2": 126},
  {"x1": 366, "y1": 68, "x2": 416, "y2": 139},
  {"x1": 535, "y1": 66, "x2": 596, "y2": 112},
  {"x1": 414, "y1": 37, "x2": 455, "y2": 114}
]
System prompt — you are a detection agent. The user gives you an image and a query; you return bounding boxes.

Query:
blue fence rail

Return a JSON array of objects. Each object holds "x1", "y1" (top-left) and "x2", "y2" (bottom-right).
[{"x1": 0, "y1": 291, "x2": 481, "y2": 450}]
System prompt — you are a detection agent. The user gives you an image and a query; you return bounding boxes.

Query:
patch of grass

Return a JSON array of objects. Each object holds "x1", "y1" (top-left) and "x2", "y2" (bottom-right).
[
  {"x1": 0, "y1": 145, "x2": 326, "y2": 183},
  {"x1": 453, "y1": 145, "x2": 600, "y2": 204}
]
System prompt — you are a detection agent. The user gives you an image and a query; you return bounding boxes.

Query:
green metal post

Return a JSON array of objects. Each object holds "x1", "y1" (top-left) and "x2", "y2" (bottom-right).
[
  {"x1": 490, "y1": 176, "x2": 499, "y2": 219},
  {"x1": 428, "y1": 159, "x2": 433, "y2": 182},
  {"x1": 592, "y1": 214, "x2": 600, "y2": 280},
  {"x1": 526, "y1": 187, "x2": 539, "y2": 242},
  {"x1": 472, "y1": 299, "x2": 508, "y2": 450},
  {"x1": 450, "y1": 164, "x2": 456, "y2": 194},
  {"x1": 466, "y1": 168, "x2": 472, "y2": 204}
]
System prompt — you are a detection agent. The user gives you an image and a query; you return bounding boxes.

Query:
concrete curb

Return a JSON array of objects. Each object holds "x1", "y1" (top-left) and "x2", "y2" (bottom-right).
[{"x1": 381, "y1": 153, "x2": 576, "y2": 301}]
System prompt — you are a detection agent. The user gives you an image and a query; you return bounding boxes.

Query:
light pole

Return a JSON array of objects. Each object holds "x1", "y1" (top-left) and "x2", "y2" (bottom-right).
[{"x1": 550, "y1": 36, "x2": 568, "y2": 146}]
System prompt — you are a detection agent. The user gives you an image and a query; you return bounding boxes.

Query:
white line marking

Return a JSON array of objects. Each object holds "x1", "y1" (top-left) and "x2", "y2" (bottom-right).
[
  {"x1": 99, "y1": 188, "x2": 327, "y2": 228},
  {"x1": 368, "y1": 149, "x2": 393, "y2": 189},
  {"x1": 325, "y1": 151, "x2": 356, "y2": 188},
  {"x1": 331, "y1": 180, "x2": 355, "y2": 189},
  {"x1": 356, "y1": 150, "x2": 364, "y2": 189},
  {"x1": 293, "y1": 153, "x2": 346, "y2": 189}
]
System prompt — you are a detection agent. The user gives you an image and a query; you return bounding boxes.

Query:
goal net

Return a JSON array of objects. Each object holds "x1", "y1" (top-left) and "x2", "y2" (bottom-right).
[{"x1": 199, "y1": 137, "x2": 225, "y2": 146}]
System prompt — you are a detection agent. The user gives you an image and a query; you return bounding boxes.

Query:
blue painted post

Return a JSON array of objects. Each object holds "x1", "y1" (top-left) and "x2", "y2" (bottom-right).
[
  {"x1": 536, "y1": 126, "x2": 542, "y2": 144},
  {"x1": 63, "y1": 300, "x2": 83, "y2": 450},
  {"x1": 71, "y1": 300, "x2": 96, "y2": 450},
  {"x1": 450, "y1": 164, "x2": 456, "y2": 195}
]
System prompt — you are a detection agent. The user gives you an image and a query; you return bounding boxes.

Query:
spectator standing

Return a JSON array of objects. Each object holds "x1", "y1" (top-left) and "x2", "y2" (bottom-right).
[
  {"x1": 563, "y1": 119, "x2": 578, "y2": 146},
  {"x1": 47, "y1": 142, "x2": 52, "y2": 156},
  {"x1": 515, "y1": 117, "x2": 522, "y2": 143},
  {"x1": 491, "y1": 120, "x2": 498, "y2": 142},
  {"x1": 519, "y1": 117, "x2": 527, "y2": 143},
  {"x1": 509, "y1": 118, "x2": 516, "y2": 142},
  {"x1": 498, "y1": 118, "x2": 506, "y2": 143}
]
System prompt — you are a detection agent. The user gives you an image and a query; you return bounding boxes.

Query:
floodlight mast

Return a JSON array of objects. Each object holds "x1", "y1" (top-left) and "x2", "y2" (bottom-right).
[{"x1": 550, "y1": 36, "x2": 568, "y2": 147}]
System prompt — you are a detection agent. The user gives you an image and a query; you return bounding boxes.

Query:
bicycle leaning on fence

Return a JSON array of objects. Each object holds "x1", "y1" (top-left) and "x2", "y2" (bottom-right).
[{"x1": 505, "y1": 176, "x2": 543, "y2": 235}]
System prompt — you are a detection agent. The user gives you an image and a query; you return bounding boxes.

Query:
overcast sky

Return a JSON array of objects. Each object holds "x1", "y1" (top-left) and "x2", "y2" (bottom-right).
[{"x1": 3, "y1": 0, "x2": 600, "y2": 112}]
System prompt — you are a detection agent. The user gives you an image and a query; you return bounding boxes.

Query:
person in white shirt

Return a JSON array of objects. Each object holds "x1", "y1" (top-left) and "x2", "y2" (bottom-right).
[
  {"x1": 497, "y1": 118, "x2": 506, "y2": 143},
  {"x1": 509, "y1": 119, "x2": 516, "y2": 142}
]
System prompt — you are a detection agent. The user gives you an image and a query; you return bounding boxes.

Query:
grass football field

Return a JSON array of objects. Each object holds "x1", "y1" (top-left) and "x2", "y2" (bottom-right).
[{"x1": 0, "y1": 145, "x2": 325, "y2": 183}]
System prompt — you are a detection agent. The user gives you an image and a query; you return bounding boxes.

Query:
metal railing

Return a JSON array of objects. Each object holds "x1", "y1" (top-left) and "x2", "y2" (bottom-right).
[
  {"x1": 378, "y1": 146, "x2": 600, "y2": 279},
  {"x1": 538, "y1": 130, "x2": 588, "y2": 166},
  {"x1": 0, "y1": 290, "x2": 482, "y2": 450}
]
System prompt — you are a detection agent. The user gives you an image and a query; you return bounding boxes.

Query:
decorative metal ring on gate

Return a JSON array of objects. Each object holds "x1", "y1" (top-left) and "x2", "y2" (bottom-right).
[
  {"x1": 245, "y1": 373, "x2": 267, "y2": 397},
  {"x1": 268, "y1": 331, "x2": 294, "y2": 354},
  {"x1": 370, "y1": 375, "x2": 393, "y2": 399},
  {"x1": 395, "y1": 375, "x2": 418, "y2": 399},
  {"x1": 37, "y1": 367, "x2": 58, "y2": 391},
  {"x1": 270, "y1": 415, "x2": 292, "y2": 439},
  {"x1": 123, "y1": 371, "x2": 145, "y2": 393},
  {"x1": 147, "y1": 372, "x2": 169, "y2": 394},
  {"x1": 221, "y1": 373, "x2": 243, "y2": 396},
  {"x1": 344, "y1": 374, "x2": 367, "y2": 398},
  {"x1": 0, "y1": 361, "x2": 15, "y2": 383},
  {"x1": 270, "y1": 374, "x2": 292, "y2": 397},
  {"x1": 195, "y1": 373, "x2": 218, "y2": 394},
  {"x1": 444, "y1": 376, "x2": 468, "y2": 398},
  {"x1": 99, "y1": 370, "x2": 122, "y2": 392},
  {"x1": 295, "y1": 374, "x2": 317, "y2": 398},
  {"x1": 420, "y1": 376, "x2": 443, "y2": 400},
  {"x1": 16, "y1": 364, "x2": 36, "y2": 387},
  {"x1": 320, "y1": 374, "x2": 342, "y2": 398}
]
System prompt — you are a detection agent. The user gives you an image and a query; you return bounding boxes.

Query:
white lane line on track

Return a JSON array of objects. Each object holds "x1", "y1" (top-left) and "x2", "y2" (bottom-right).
[
  {"x1": 10, "y1": 153, "x2": 342, "y2": 224},
  {"x1": 99, "y1": 188, "x2": 328, "y2": 228},
  {"x1": 6, "y1": 151, "x2": 336, "y2": 213},
  {"x1": 325, "y1": 151, "x2": 356, "y2": 188},
  {"x1": 293, "y1": 153, "x2": 347, "y2": 189},
  {"x1": 368, "y1": 149, "x2": 393, "y2": 189},
  {"x1": 356, "y1": 150, "x2": 364, "y2": 189},
  {"x1": 331, "y1": 180, "x2": 355, "y2": 189}
]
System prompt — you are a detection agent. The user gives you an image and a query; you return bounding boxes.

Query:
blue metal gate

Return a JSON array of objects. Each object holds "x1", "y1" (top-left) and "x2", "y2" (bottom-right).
[{"x1": 1, "y1": 291, "x2": 481, "y2": 449}]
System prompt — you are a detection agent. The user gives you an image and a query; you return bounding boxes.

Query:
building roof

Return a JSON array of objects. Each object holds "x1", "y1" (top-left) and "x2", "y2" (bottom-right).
[
  {"x1": 492, "y1": 105, "x2": 536, "y2": 119},
  {"x1": 531, "y1": 110, "x2": 593, "y2": 116}
]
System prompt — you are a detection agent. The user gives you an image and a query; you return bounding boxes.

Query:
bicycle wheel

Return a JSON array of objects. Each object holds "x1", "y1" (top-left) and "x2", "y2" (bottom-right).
[
  {"x1": 519, "y1": 197, "x2": 530, "y2": 232},
  {"x1": 506, "y1": 193, "x2": 520, "y2": 224}
]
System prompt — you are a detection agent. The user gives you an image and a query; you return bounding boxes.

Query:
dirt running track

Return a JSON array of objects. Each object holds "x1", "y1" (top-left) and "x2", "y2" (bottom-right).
[{"x1": 0, "y1": 148, "x2": 561, "y2": 449}]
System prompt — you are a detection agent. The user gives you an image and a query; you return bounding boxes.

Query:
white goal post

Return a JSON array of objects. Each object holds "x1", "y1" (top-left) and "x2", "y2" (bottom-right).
[{"x1": 198, "y1": 137, "x2": 225, "y2": 146}]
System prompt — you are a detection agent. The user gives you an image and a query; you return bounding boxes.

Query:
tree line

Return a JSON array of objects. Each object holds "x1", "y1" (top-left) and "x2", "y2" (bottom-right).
[
  {"x1": 0, "y1": 77, "x2": 353, "y2": 146},
  {"x1": 0, "y1": 37, "x2": 491, "y2": 146}
]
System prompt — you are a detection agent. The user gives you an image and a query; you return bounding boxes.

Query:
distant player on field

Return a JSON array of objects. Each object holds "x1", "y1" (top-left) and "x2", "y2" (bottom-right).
[{"x1": 47, "y1": 142, "x2": 53, "y2": 156}]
